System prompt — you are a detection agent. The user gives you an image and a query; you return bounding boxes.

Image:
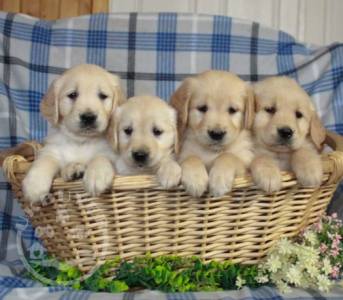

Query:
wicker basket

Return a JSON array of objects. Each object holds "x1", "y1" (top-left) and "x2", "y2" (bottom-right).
[{"x1": 1, "y1": 131, "x2": 343, "y2": 272}]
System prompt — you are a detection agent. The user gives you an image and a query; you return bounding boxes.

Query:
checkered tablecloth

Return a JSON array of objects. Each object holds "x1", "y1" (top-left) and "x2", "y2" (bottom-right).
[{"x1": 0, "y1": 12, "x2": 342, "y2": 299}]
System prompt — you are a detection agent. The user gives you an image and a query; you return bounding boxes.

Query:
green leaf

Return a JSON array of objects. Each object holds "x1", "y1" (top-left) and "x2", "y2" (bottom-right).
[
  {"x1": 108, "y1": 280, "x2": 129, "y2": 292},
  {"x1": 58, "y1": 262, "x2": 72, "y2": 272},
  {"x1": 56, "y1": 273, "x2": 68, "y2": 286},
  {"x1": 72, "y1": 281, "x2": 81, "y2": 290},
  {"x1": 175, "y1": 274, "x2": 183, "y2": 287},
  {"x1": 67, "y1": 266, "x2": 81, "y2": 279}
]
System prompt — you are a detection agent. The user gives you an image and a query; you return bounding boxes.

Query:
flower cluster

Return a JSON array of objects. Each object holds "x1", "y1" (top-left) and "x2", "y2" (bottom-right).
[
  {"x1": 315, "y1": 213, "x2": 342, "y2": 277},
  {"x1": 257, "y1": 213, "x2": 342, "y2": 293}
]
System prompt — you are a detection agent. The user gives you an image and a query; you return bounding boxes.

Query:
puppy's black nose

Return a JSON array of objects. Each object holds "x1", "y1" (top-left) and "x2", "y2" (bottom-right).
[
  {"x1": 132, "y1": 150, "x2": 149, "y2": 164},
  {"x1": 80, "y1": 112, "x2": 97, "y2": 126},
  {"x1": 208, "y1": 130, "x2": 226, "y2": 141},
  {"x1": 277, "y1": 127, "x2": 294, "y2": 140}
]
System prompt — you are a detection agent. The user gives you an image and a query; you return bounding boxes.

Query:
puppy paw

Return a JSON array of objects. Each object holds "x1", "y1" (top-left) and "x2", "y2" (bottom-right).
[
  {"x1": 252, "y1": 165, "x2": 282, "y2": 193},
  {"x1": 83, "y1": 160, "x2": 114, "y2": 196},
  {"x1": 209, "y1": 167, "x2": 234, "y2": 197},
  {"x1": 61, "y1": 163, "x2": 85, "y2": 181},
  {"x1": 181, "y1": 166, "x2": 208, "y2": 198},
  {"x1": 157, "y1": 161, "x2": 182, "y2": 189},
  {"x1": 295, "y1": 163, "x2": 323, "y2": 188},
  {"x1": 22, "y1": 171, "x2": 52, "y2": 203}
]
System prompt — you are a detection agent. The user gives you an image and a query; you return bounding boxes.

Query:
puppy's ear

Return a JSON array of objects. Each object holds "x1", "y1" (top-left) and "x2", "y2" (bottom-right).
[
  {"x1": 310, "y1": 112, "x2": 326, "y2": 150},
  {"x1": 170, "y1": 108, "x2": 180, "y2": 155},
  {"x1": 107, "y1": 73, "x2": 126, "y2": 108},
  {"x1": 244, "y1": 85, "x2": 256, "y2": 130},
  {"x1": 114, "y1": 86, "x2": 126, "y2": 106},
  {"x1": 106, "y1": 109, "x2": 120, "y2": 153},
  {"x1": 40, "y1": 79, "x2": 60, "y2": 126},
  {"x1": 174, "y1": 134, "x2": 179, "y2": 155},
  {"x1": 170, "y1": 78, "x2": 194, "y2": 142}
]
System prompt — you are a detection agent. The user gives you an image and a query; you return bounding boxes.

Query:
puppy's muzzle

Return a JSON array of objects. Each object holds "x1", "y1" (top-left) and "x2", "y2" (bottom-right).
[
  {"x1": 132, "y1": 150, "x2": 150, "y2": 165},
  {"x1": 208, "y1": 129, "x2": 226, "y2": 141},
  {"x1": 277, "y1": 126, "x2": 294, "y2": 141},
  {"x1": 80, "y1": 112, "x2": 97, "y2": 128}
]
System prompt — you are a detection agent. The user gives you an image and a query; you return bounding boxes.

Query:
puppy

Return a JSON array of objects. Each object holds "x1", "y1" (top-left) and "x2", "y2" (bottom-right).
[
  {"x1": 23, "y1": 64, "x2": 124, "y2": 202},
  {"x1": 107, "y1": 96, "x2": 181, "y2": 189},
  {"x1": 251, "y1": 76, "x2": 326, "y2": 193},
  {"x1": 170, "y1": 70, "x2": 255, "y2": 197}
]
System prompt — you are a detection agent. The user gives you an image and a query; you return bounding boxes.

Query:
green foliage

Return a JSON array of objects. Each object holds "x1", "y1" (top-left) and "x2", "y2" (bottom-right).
[{"x1": 26, "y1": 254, "x2": 263, "y2": 293}]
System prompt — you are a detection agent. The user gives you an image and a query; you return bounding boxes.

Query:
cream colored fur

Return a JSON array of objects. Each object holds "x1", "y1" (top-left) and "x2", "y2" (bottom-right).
[{"x1": 23, "y1": 64, "x2": 124, "y2": 202}]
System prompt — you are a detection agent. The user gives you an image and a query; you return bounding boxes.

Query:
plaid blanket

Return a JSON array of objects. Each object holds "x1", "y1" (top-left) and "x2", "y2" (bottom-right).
[{"x1": 0, "y1": 12, "x2": 342, "y2": 299}]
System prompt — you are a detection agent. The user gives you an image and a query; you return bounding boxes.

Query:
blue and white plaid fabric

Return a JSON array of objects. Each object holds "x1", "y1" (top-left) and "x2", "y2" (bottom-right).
[{"x1": 0, "y1": 12, "x2": 342, "y2": 299}]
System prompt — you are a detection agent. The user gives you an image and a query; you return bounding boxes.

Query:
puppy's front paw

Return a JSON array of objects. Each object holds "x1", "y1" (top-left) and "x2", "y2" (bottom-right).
[
  {"x1": 61, "y1": 163, "x2": 85, "y2": 181},
  {"x1": 181, "y1": 166, "x2": 208, "y2": 198},
  {"x1": 295, "y1": 162, "x2": 323, "y2": 188},
  {"x1": 83, "y1": 161, "x2": 114, "y2": 196},
  {"x1": 209, "y1": 167, "x2": 234, "y2": 197},
  {"x1": 157, "y1": 161, "x2": 181, "y2": 189},
  {"x1": 22, "y1": 172, "x2": 52, "y2": 203},
  {"x1": 252, "y1": 165, "x2": 282, "y2": 193}
]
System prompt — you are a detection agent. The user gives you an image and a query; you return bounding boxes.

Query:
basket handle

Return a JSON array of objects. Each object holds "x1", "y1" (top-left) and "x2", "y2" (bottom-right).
[
  {"x1": 324, "y1": 130, "x2": 343, "y2": 184},
  {"x1": 0, "y1": 140, "x2": 42, "y2": 167},
  {"x1": 325, "y1": 130, "x2": 343, "y2": 152}
]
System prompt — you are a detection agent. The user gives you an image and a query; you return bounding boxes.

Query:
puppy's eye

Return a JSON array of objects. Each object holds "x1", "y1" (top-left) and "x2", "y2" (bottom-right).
[
  {"x1": 295, "y1": 111, "x2": 303, "y2": 119},
  {"x1": 228, "y1": 107, "x2": 237, "y2": 114},
  {"x1": 265, "y1": 106, "x2": 276, "y2": 114},
  {"x1": 197, "y1": 105, "x2": 208, "y2": 113},
  {"x1": 124, "y1": 127, "x2": 133, "y2": 136},
  {"x1": 98, "y1": 92, "x2": 108, "y2": 100},
  {"x1": 67, "y1": 91, "x2": 78, "y2": 100},
  {"x1": 152, "y1": 127, "x2": 163, "y2": 136}
]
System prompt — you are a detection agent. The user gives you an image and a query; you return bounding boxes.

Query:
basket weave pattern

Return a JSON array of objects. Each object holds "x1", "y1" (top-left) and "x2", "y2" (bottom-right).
[{"x1": 2, "y1": 134, "x2": 343, "y2": 272}]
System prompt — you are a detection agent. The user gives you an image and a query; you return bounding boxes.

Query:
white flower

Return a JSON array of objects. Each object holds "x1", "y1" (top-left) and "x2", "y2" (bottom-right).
[
  {"x1": 286, "y1": 265, "x2": 302, "y2": 286},
  {"x1": 277, "y1": 238, "x2": 294, "y2": 255},
  {"x1": 297, "y1": 274, "x2": 311, "y2": 289},
  {"x1": 266, "y1": 254, "x2": 282, "y2": 273},
  {"x1": 276, "y1": 280, "x2": 291, "y2": 294},
  {"x1": 322, "y1": 257, "x2": 332, "y2": 276},
  {"x1": 306, "y1": 264, "x2": 320, "y2": 279},
  {"x1": 296, "y1": 246, "x2": 319, "y2": 267},
  {"x1": 316, "y1": 274, "x2": 332, "y2": 292},
  {"x1": 303, "y1": 230, "x2": 318, "y2": 246},
  {"x1": 235, "y1": 275, "x2": 246, "y2": 289},
  {"x1": 269, "y1": 271, "x2": 284, "y2": 283},
  {"x1": 256, "y1": 274, "x2": 269, "y2": 284}
]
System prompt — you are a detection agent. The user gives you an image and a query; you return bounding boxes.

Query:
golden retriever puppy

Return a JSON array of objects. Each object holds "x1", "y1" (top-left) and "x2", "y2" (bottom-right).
[
  {"x1": 107, "y1": 96, "x2": 181, "y2": 189},
  {"x1": 23, "y1": 64, "x2": 124, "y2": 202},
  {"x1": 170, "y1": 70, "x2": 255, "y2": 197},
  {"x1": 251, "y1": 76, "x2": 326, "y2": 193}
]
